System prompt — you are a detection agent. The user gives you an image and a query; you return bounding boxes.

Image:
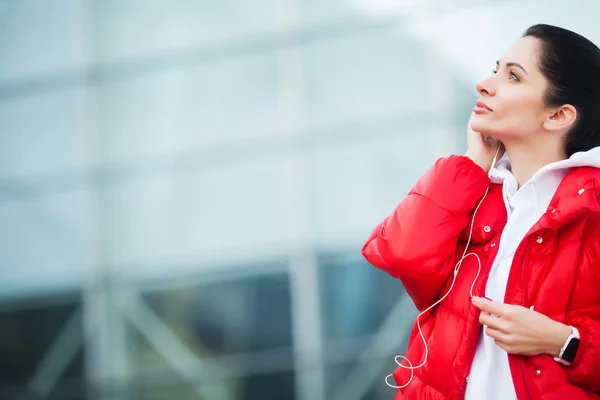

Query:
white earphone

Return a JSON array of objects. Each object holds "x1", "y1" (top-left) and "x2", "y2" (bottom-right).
[{"x1": 385, "y1": 142, "x2": 502, "y2": 390}]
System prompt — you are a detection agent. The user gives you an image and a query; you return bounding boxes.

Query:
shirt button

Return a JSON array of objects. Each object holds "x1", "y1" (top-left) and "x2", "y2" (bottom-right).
[
  {"x1": 484, "y1": 226, "x2": 491, "y2": 233},
  {"x1": 536, "y1": 237, "x2": 543, "y2": 244}
]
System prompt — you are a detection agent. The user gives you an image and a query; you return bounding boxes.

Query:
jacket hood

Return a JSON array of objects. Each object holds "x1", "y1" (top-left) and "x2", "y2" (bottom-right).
[
  {"x1": 488, "y1": 146, "x2": 600, "y2": 230},
  {"x1": 489, "y1": 146, "x2": 600, "y2": 185}
]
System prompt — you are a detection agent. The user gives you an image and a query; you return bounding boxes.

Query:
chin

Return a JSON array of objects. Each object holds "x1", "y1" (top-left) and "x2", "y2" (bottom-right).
[
  {"x1": 470, "y1": 117, "x2": 502, "y2": 138},
  {"x1": 470, "y1": 120, "x2": 492, "y2": 134}
]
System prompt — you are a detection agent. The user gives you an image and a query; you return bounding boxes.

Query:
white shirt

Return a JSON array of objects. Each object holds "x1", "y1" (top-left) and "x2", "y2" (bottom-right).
[{"x1": 464, "y1": 147, "x2": 600, "y2": 400}]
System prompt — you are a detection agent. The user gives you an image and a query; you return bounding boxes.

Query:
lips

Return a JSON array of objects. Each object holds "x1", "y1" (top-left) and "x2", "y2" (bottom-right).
[{"x1": 476, "y1": 100, "x2": 492, "y2": 111}]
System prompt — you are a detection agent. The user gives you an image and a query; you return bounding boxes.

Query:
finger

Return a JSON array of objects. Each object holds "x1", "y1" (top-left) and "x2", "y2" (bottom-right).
[
  {"x1": 485, "y1": 326, "x2": 509, "y2": 343},
  {"x1": 492, "y1": 339, "x2": 514, "y2": 354},
  {"x1": 479, "y1": 311, "x2": 503, "y2": 330},
  {"x1": 485, "y1": 328, "x2": 518, "y2": 354},
  {"x1": 471, "y1": 296, "x2": 506, "y2": 317},
  {"x1": 478, "y1": 311, "x2": 513, "y2": 333}
]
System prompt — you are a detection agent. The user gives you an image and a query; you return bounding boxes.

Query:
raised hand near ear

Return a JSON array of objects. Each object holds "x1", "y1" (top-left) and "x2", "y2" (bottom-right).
[{"x1": 465, "y1": 121, "x2": 505, "y2": 173}]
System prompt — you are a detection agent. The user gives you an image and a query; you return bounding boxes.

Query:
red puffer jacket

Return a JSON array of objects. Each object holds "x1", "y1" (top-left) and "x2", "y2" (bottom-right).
[{"x1": 362, "y1": 155, "x2": 600, "y2": 400}]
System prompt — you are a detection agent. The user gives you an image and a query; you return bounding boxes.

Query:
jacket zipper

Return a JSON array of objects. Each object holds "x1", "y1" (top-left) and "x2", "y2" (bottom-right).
[{"x1": 520, "y1": 241, "x2": 534, "y2": 400}]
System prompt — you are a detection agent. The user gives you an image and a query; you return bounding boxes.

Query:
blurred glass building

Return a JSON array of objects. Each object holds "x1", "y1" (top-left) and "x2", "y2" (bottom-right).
[{"x1": 0, "y1": 0, "x2": 598, "y2": 398}]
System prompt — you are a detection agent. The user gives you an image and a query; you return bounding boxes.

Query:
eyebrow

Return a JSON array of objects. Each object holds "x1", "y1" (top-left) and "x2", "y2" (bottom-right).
[{"x1": 496, "y1": 60, "x2": 528, "y2": 74}]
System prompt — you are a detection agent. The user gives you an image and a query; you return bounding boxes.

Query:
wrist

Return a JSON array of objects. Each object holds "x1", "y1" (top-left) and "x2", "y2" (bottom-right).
[
  {"x1": 464, "y1": 152, "x2": 490, "y2": 173},
  {"x1": 547, "y1": 322, "x2": 573, "y2": 357}
]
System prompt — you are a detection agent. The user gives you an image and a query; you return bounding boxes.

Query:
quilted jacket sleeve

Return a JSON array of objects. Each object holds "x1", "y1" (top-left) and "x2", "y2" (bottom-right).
[
  {"x1": 563, "y1": 236, "x2": 600, "y2": 393},
  {"x1": 362, "y1": 155, "x2": 490, "y2": 311},
  {"x1": 564, "y1": 312, "x2": 600, "y2": 393}
]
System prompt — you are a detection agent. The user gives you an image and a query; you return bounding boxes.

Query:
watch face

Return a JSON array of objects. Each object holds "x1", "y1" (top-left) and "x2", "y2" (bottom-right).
[{"x1": 562, "y1": 338, "x2": 580, "y2": 363}]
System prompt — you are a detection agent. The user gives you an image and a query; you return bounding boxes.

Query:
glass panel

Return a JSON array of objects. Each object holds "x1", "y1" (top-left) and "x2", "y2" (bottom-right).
[
  {"x1": 92, "y1": 0, "x2": 280, "y2": 63},
  {"x1": 0, "y1": 189, "x2": 92, "y2": 298},
  {"x1": 303, "y1": 28, "x2": 431, "y2": 129},
  {"x1": 140, "y1": 270, "x2": 292, "y2": 357},
  {"x1": 319, "y1": 254, "x2": 405, "y2": 341},
  {"x1": 0, "y1": 87, "x2": 89, "y2": 179},
  {"x1": 91, "y1": 52, "x2": 280, "y2": 166},
  {"x1": 133, "y1": 370, "x2": 295, "y2": 400},
  {"x1": 319, "y1": 254, "x2": 412, "y2": 399},
  {"x1": 130, "y1": 268, "x2": 295, "y2": 399},
  {"x1": 99, "y1": 158, "x2": 291, "y2": 273},
  {"x1": 0, "y1": 0, "x2": 86, "y2": 81},
  {"x1": 0, "y1": 293, "x2": 85, "y2": 398}
]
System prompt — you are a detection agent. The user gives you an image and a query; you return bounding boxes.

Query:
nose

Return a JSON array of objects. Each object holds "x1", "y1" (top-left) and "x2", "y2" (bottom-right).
[{"x1": 476, "y1": 76, "x2": 496, "y2": 97}]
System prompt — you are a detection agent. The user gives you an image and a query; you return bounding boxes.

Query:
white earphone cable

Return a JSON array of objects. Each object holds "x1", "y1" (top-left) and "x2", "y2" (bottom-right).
[{"x1": 385, "y1": 144, "x2": 502, "y2": 389}]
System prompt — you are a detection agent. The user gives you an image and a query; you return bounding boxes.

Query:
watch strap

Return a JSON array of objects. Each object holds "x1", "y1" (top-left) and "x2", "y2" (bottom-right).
[{"x1": 554, "y1": 326, "x2": 580, "y2": 366}]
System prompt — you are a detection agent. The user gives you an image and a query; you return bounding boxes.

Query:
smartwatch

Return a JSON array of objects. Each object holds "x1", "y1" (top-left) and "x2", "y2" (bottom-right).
[{"x1": 554, "y1": 326, "x2": 580, "y2": 366}]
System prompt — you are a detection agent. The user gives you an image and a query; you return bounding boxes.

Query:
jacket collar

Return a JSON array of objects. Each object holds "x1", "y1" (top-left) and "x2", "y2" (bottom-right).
[
  {"x1": 462, "y1": 167, "x2": 600, "y2": 244},
  {"x1": 539, "y1": 167, "x2": 600, "y2": 230}
]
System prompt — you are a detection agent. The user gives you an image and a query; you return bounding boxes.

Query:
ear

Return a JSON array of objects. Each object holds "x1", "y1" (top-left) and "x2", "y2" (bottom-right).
[{"x1": 543, "y1": 104, "x2": 577, "y2": 132}]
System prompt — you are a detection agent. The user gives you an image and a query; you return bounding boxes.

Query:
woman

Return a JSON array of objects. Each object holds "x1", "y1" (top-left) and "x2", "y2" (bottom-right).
[{"x1": 362, "y1": 24, "x2": 600, "y2": 399}]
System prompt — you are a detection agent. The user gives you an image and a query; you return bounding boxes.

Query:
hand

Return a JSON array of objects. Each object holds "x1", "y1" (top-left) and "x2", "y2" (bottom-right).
[
  {"x1": 471, "y1": 296, "x2": 572, "y2": 357},
  {"x1": 464, "y1": 121, "x2": 505, "y2": 173}
]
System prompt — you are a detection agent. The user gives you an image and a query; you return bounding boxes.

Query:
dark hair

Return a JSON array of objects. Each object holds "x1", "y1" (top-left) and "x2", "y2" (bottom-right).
[{"x1": 523, "y1": 24, "x2": 600, "y2": 157}]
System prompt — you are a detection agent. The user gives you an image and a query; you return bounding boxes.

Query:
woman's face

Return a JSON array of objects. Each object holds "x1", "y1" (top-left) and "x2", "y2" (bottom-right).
[{"x1": 469, "y1": 36, "x2": 551, "y2": 141}]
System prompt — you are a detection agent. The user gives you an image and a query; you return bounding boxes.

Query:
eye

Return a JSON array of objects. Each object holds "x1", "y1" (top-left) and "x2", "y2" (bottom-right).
[{"x1": 493, "y1": 67, "x2": 519, "y2": 81}]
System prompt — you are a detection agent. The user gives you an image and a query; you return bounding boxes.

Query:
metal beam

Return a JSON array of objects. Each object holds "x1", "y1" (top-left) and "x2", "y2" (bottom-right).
[
  {"x1": 26, "y1": 309, "x2": 83, "y2": 397},
  {"x1": 120, "y1": 293, "x2": 233, "y2": 399},
  {"x1": 79, "y1": 1, "x2": 116, "y2": 398},
  {"x1": 276, "y1": 0, "x2": 325, "y2": 398}
]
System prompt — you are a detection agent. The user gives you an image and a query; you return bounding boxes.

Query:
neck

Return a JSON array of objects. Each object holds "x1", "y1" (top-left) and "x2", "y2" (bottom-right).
[{"x1": 504, "y1": 138, "x2": 567, "y2": 188}]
